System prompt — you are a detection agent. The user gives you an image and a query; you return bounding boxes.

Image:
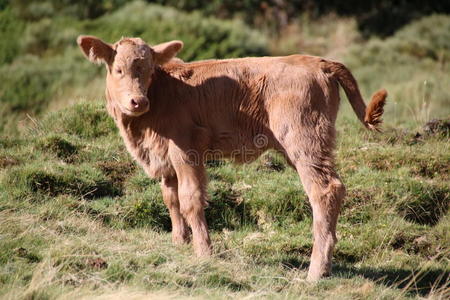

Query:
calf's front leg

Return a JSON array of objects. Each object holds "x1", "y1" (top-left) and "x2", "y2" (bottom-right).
[
  {"x1": 179, "y1": 172, "x2": 211, "y2": 257},
  {"x1": 170, "y1": 151, "x2": 211, "y2": 257},
  {"x1": 161, "y1": 176, "x2": 189, "y2": 245}
]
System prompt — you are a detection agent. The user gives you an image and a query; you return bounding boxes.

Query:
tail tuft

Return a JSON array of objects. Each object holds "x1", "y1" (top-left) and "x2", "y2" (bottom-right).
[{"x1": 364, "y1": 89, "x2": 387, "y2": 132}]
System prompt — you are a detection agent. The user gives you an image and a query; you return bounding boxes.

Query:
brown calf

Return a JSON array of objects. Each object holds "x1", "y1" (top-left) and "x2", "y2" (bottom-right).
[{"x1": 77, "y1": 35, "x2": 386, "y2": 281}]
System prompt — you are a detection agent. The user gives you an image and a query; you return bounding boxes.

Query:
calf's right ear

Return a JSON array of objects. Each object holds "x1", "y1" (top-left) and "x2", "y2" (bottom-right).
[{"x1": 77, "y1": 35, "x2": 114, "y2": 65}]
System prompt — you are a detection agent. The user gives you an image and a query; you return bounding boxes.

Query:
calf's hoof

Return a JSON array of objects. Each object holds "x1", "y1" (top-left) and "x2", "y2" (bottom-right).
[{"x1": 306, "y1": 265, "x2": 331, "y2": 282}]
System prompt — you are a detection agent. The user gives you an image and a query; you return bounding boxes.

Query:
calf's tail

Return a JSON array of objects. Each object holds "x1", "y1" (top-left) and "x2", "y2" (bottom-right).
[{"x1": 326, "y1": 61, "x2": 387, "y2": 131}]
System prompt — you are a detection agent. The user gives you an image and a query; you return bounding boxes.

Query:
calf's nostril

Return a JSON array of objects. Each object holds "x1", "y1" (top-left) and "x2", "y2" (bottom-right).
[{"x1": 131, "y1": 99, "x2": 139, "y2": 108}]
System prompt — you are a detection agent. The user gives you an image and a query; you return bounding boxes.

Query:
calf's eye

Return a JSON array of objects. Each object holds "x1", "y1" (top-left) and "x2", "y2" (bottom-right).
[{"x1": 116, "y1": 68, "x2": 122, "y2": 75}]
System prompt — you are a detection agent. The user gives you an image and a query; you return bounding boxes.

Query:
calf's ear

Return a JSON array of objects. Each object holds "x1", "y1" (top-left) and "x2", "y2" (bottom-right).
[
  {"x1": 77, "y1": 35, "x2": 114, "y2": 65},
  {"x1": 153, "y1": 40, "x2": 183, "y2": 65}
]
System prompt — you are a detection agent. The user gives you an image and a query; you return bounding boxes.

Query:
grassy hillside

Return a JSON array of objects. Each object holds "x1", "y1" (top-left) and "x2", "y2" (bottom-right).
[
  {"x1": 0, "y1": 1, "x2": 268, "y2": 134},
  {"x1": 0, "y1": 2, "x2": 449, "y2": 299}
]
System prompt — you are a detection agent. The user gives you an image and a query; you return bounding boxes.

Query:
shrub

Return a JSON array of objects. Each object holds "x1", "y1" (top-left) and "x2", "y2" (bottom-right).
[
  {"x1": 0, "y1": 50, "x2": 102, "y2": 133},
  {"x1": 147, "y1": 0, "x2": 450, "y2": 37},
  {"x1": 83, "y1": 1, "x2": 268, "y2": 61},
  {"x1": 21, "y1": 17, "x2": 81, "y2": 55},
  {"x1": 11, "y1": 0, "x2": 127, "y2": 21},
  {"x1": 0, "y1": 8, "x2": 25, "y2": 65}
]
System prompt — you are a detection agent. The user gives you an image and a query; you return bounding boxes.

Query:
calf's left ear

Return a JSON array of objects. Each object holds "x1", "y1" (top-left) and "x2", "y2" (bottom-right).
[
  {"x1": 77, "y1": 35, "x2": 114, "y2": 65},
  {"x1": 153, "y1": 40, "x2": 183, "y2": 65}
]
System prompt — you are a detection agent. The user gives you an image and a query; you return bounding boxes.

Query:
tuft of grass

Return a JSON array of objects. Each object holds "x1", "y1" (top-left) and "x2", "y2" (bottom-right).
[
  {"x1": 206, "y1": 180, "x2": 251, "y2": 230},
  {"x1": 96, "y1": 160, "x2": 136, "y2": 190},
  {"x1": 36, "y1": 101, "x2": 117, "y2": 139},
  {"x1": 3, "y1": 163, "x2": 121, "y2": 200},
  {"x1": 37, "y1": 135, "x2": 78, "y2": 162},
  {"x1": 396, "y1": 182, "x2": 449, "y2": 226},
  {"x1": 122, "y1": 187, "x2": 170, "y2": 230},
  {"x1": 104, "y1": 262, "x2": 134, "y2": 283}
]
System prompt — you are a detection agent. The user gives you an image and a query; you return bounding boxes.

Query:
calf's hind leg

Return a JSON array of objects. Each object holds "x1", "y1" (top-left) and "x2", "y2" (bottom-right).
[
  {"x1": 276, "y1": 125, "x2": 345, "y2": 280},
  {"x1": 295, "y1": 161, "x2": 345, "y2": 281},
  {"x1": 161, "y1": 176, "x2": 189, "y2": 244}
]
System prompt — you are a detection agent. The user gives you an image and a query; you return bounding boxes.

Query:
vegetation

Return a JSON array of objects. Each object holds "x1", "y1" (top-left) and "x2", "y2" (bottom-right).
[
  {"x1": 0, "y1": 1, "x2": 449, "y2": 299},
  {"x1": 146, "y1": 0, "x2": 450, "y2": 37},
  {"x1": 0, "y1": 1, "x2": 267, "y2": 133}
]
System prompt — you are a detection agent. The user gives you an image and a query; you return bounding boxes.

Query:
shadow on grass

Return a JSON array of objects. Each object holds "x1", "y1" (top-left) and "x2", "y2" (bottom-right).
[
  {"x1": 333, "y1": 264, "x2": 449, "y2": 297},
  {"x1": 281, "y1": 258, "x2": 449, "y2": 296}
]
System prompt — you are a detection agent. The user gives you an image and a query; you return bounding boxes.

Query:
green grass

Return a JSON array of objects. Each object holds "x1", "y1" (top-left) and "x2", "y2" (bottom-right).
[
  {"x1": 0, "y1": 4, "x2": 449, "y2": 299},
  {"x1": 0, "y1": 99, "x2": 448, "y2": 299}
]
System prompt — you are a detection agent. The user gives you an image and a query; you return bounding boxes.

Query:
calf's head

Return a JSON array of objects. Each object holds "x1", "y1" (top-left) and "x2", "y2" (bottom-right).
[{"x1": 77, "y1": 35, "x2": 183, "y2": 116}]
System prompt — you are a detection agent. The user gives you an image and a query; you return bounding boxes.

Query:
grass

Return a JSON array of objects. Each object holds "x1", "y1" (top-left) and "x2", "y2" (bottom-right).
[
  {"x1": 0, "y1": 4, "x2": 449, "y2": 299},
  {"x1": 0, "y1": 99, "x2": 448, "y2": 299}
]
